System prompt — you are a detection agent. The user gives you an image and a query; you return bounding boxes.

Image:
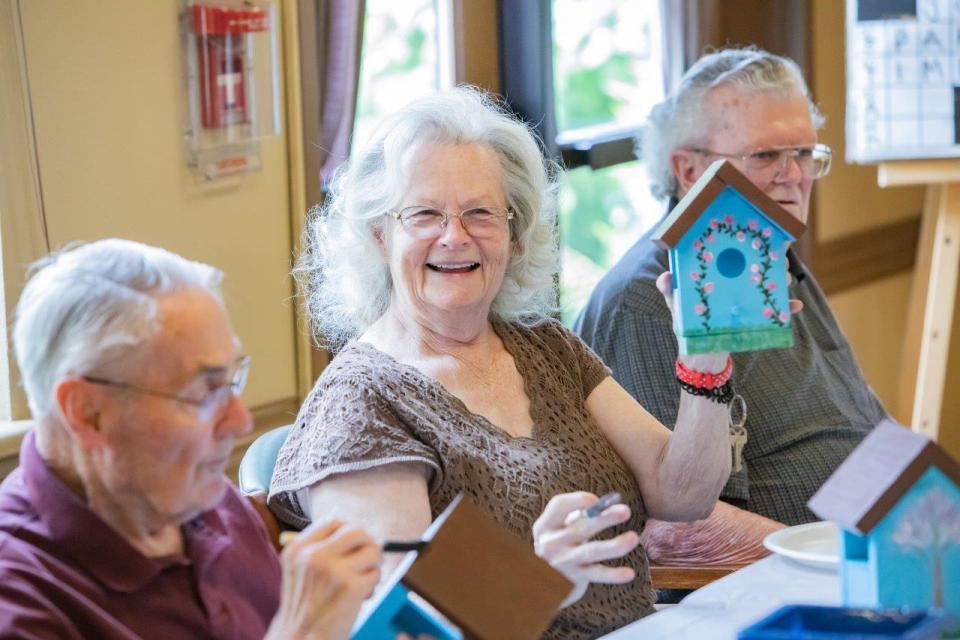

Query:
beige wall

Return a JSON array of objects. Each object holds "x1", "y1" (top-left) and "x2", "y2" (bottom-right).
[
  {"x1": 14, "y1": 1, "x2": 299, "y2": 414},
  {"x1": 828, "y1": 273, "x2": 912, "y2": 406},
  {"x1": 811, "y1": 0, "x2": 960, "y2": 458}
]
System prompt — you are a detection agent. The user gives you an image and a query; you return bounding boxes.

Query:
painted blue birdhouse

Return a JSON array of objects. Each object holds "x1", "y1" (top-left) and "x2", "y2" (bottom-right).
[
  {"x1": 652, "y1": 160, "x2": 806, "y2": 354},
  {"x1": 808, "y1": 420, "x2": 960, "y2": 617}
]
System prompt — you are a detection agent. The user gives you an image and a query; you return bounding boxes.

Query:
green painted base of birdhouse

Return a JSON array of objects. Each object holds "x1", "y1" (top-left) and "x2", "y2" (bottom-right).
[{"x1": 679, "y1": 325, "x2": 794, "y2": 355}]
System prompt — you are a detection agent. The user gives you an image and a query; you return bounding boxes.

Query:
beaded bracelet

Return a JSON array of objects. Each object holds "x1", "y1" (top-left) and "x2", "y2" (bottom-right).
[
  {"x1": 675, "y1": 356, "x2": 733, "y2": 389},
  {"x1": 677, "y1": 379, "x2": 735, "y2": 404}
]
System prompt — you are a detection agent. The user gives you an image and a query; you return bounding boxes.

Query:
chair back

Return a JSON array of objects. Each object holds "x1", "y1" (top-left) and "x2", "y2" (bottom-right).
[{"x1": 238, "y1": 424, "x2": 292, "y2": 495}]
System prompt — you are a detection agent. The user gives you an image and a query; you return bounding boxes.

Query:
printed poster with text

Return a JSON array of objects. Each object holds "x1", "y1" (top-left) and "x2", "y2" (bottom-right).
[{"x1": 846, "y1": 0, "x2": 960, "y2": 162}]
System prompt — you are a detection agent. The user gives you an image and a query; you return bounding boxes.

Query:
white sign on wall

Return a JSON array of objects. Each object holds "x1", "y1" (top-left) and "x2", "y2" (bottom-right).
[{"x1": 846, "y1": 0, "x2": 960, "y2": 163}]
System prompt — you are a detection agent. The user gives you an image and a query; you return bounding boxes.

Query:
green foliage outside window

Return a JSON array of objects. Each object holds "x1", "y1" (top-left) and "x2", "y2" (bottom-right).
[
  {"x1": 354, "y1": 0, "x2": 439, "y2": 154},
  {"x1": 556, "y1": 52, "x2": 638, "y2": 132},
  {"x1": 553, "y1": 0, "x2": 665, "y2": 323}
]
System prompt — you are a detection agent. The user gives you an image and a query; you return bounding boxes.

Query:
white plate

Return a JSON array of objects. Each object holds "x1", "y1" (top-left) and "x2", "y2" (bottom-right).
[{"x1": 763, "y1": 521, "x2": 839, "y2": 571}]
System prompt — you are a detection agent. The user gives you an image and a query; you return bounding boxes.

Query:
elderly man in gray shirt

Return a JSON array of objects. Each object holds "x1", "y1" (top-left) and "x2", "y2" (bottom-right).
[{"x1": 575, "y1": 48, "x2": 888, "y2": 567}]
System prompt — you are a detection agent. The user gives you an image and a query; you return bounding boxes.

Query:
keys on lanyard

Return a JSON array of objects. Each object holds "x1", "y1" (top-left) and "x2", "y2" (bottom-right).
[{"x1": 729, "y1": 393, "x2": 748, "y2": 473}]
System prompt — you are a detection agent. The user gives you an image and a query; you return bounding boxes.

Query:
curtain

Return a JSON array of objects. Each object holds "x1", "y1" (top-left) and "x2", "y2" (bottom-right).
[
  {"x1": 498, "y1": 0, "x2": 558, "y2": 157},
  {"x1": 312, "y1": 0, "x2": 366, "y2": 191}
]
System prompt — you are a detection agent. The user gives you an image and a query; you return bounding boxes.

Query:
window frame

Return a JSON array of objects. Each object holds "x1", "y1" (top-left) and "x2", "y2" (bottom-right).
[
  {"x1": 0, "y1": 0, "x2": 50, "y2": 428},
  {"x1": 497, "y1": 0, "x2": 645, "y2": 171}
]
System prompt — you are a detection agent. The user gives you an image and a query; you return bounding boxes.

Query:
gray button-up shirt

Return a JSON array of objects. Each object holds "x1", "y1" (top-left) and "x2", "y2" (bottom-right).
[{"x1": 574, "y1": 217, "x2": 888, "y2": 525}]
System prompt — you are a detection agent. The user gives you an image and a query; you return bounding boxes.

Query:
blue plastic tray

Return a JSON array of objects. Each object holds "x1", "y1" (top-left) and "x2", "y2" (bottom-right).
[{"x1": 738, "y1": 605, "x2": 955, "y2": 639}]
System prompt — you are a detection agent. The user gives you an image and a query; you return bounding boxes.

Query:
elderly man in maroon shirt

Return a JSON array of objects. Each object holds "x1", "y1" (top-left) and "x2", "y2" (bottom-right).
[{"x1": 0, "y1": 239, "x2": 381, "y2": 639}]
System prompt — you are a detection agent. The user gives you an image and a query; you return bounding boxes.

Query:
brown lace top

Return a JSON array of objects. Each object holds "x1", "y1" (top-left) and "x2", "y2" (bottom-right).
[{"x1": 268, "y1": 318, "x2": 654, "y2": 638}]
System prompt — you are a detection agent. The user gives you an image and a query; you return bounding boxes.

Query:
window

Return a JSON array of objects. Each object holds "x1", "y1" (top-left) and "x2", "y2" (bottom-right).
[
  {"x1": 353, "y1": 0, "x2": 451, "y2": 152},
  {"x1": 551, "y1": 0, "x2": 666, "y2": 323}
]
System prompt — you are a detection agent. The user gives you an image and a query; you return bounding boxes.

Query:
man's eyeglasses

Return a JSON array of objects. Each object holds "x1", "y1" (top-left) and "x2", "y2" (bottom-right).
[
  {"x1": 83, "y1": 355, "x2": 250, "y2": 422},
  {"x1": 690, "y1": 143, "x2": 832, "y2": 180},
  {"x1": 391, "y1": 205, "x2": 514, "y2": 239}
]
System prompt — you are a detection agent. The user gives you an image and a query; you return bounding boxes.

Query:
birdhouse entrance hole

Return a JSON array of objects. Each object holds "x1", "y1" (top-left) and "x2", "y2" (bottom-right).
[{"x1": 717, "y1": 248, "x2": 747, "y2": 278}]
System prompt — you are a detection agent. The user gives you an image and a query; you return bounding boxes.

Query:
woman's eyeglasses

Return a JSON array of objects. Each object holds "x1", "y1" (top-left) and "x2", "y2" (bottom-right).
[{"x1": 391, "y1": 205, "x2": 514, "y2": 239}]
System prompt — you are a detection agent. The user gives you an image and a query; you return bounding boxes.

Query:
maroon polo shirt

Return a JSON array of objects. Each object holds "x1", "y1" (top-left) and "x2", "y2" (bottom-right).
[{"x1": 0, "y1": 432, "x2": 281, "y2": 639}]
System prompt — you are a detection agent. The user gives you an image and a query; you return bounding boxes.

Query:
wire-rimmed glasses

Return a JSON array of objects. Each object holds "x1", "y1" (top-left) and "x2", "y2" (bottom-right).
[
  {"x1": 83, "y1": 355, "x2": 250, "y2": 421},
  {"x1": 690, "y1": 143, "x2": 832, "y2": 180},
  {"x1": 391, "y1": 205, "x2": 514, "y2": 238}
]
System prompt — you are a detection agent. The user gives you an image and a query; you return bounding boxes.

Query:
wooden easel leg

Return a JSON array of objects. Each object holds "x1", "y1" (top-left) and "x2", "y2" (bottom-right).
[
  {"x1": 897, "y1": 187, "x2": 940, "y2": 426},
  {"x1": 897, "y1": 183, "x2": 960, "y2": 441}
]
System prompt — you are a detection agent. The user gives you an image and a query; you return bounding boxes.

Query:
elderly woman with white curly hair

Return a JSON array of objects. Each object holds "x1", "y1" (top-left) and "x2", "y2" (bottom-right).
[{"x1": 268, "y1": 87, "x2": 734, "y2": 638}]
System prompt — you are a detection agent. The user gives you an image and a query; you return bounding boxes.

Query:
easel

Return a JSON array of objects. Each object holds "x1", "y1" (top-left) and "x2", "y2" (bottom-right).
[{"x1": 878, "y1": 159, "x2": 960, "y2": 442}]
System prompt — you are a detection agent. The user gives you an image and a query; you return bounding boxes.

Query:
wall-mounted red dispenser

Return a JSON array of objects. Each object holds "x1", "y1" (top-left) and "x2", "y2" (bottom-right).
[{"x1": 182, "y1": 1, "x2": 280, "y2": 180}]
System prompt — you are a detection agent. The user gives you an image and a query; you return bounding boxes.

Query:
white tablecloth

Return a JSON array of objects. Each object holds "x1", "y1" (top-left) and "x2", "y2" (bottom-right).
[{"x1": 601, "y1": 555, "x2": 839, "y2": 639}]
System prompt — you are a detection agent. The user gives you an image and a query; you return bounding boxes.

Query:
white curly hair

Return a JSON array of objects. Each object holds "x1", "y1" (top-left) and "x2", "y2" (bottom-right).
[{"x1": 296, "y1": 86, "x2": 561, "y2": 349}]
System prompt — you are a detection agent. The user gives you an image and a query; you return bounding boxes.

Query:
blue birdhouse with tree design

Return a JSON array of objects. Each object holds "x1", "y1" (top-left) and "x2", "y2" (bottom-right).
[
  {"x1": 652, "y1": 160, "x2": 806, "y2": 354},
  {"x1": 808, "y1": 420, "x2": 960, "y2": 617}
]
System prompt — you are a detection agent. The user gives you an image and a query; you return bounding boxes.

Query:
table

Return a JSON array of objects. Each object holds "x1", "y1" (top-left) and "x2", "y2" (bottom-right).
[{"x1": 601, "y1": 555, "x2": 839, "y2": 639}]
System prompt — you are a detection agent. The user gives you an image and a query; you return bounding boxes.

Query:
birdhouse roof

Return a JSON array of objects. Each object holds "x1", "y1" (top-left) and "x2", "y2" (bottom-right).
[
  {"x1": 807, "y1": 420, "x2": 960, "y2": 534},
  {"x1": 651, "y1": 159, "x2": 807, "y2": 249}
]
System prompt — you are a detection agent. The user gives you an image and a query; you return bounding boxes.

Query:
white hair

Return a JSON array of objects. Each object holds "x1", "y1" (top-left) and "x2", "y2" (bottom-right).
[
  {"x1": 297, "y1": 86, "x2": 560, "y2": 349},
  {"x1": 642, "y1": 47, "x2": 826, "y2": 201},
  {"x1": 13, "y1": 239, "x2": 223, "y2": 419}
]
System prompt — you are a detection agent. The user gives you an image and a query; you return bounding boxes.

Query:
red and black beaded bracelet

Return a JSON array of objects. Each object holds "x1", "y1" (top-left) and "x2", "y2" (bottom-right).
[
  {"x1": 675, "y1": 356, "x2": 733, "y2": 388},
  {"x1": 675, "y1": 356, "x2": 734, "y2": 403},
  {"x1": 677, "y1": 379, "x2": 734, "y2": 404}
]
